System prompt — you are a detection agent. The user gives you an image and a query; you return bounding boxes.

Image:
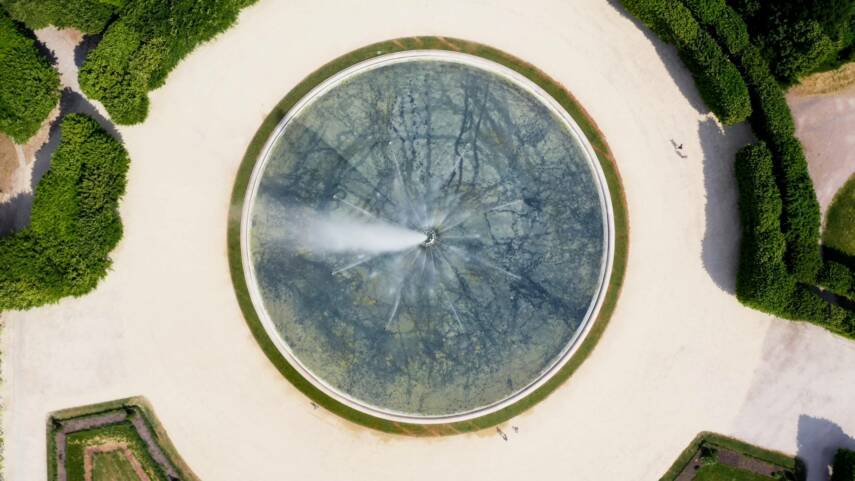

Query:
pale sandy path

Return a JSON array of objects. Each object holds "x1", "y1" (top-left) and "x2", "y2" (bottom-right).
[
  {"x1": 3, "y1": 1, "x2": 854, "y2": 480},
  {"x1": 787, "y1": 87, "x2": 855, "y2": 215}
]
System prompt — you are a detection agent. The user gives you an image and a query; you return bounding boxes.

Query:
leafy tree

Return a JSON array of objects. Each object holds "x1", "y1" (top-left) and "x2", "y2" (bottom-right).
[
  {"x1": 0, "y1": 114, "x2": 129, "y2": 310},
  {"x1": 0, "y1": 9, "x2": 59, "y2": 142},
  {"x1": 0, "y1": 0, "x2": 118, "y2": 34},
  {"x1": 79, "y1": 0, "x2": 258, "y2": 124}
]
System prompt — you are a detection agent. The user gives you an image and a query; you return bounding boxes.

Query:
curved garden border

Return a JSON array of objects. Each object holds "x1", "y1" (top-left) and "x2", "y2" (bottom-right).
[{"x1": 227, "y1": 36, "x2": 629, "y2": 435}]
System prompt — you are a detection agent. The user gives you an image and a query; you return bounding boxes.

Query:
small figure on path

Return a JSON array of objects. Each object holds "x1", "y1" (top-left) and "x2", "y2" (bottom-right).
[
  {"x1": 310, "y1": 402, "x2": 318, "y2": 410},
  {"x1": 496, "y1": 427, "x2": 508, "y2": 441},
  {"x1": 512, "y1": 426, "x2": 519, "y2": 433}
]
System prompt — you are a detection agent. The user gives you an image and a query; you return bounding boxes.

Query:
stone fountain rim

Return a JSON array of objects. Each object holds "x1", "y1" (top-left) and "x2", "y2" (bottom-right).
[{"x1": 239, "y1": 49, "x2": 616, "y2": 424}]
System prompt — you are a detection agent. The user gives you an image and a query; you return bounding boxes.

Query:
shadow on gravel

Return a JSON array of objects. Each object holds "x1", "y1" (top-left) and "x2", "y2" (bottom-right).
[
  {"x1": 605, "y1": 0, "x2": 710, "y2": 114},
  {"x1": 74, "y1": 34, "x2": 102, "y2": 68},
  {"x1": 698, "y1": 118, "x2": 753, "y2": 294},
  {"x1": 0, "y1": 88, "x2": 120, "y2": 236},
  {"x1": 797, "y1": 415, "x2": 855, "y2": 481}
]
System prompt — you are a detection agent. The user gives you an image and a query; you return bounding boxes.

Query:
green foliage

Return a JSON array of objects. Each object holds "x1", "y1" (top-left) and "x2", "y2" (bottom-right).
[
  {"x1": 682, "y1": 0, "x2": 751, "y2": 54},
  {"x1": 818, "y1": 259, "x2": 855, "y2": 300},
  {"x1": 833, "y1": 449, "x2": 855, "y2": 481},
  {"x1": 737, "y1": 46, "x2": 796, "y2": 141},
  {"x1": 620, "y1": 0, "x2": 752, "y2": 124},
  {"x1": 734, "y1": 143, "x2": 795, "y2": 311},
  {"x1": 824, "y1": 174, "x2": 855, "y2": 256},
  {"x1": 729, "y1": 0, "x2": 855, "y2": 83},
  {"x1": 698, "y1": 445, "x2": 719, "y2": 466},
  {"x1": 0, "y1": 0, "x2": 117, "y2": 34},
  {"x1": 734, "y1": 142, "x2": 853, "y2": 333},
  {"x1": 79, "y1": 0, "x2": 258, "y2": 125},
  {"x1": 0, "y1": 114, "x2": 128, "y2": 311},
  {"x1": 0, "y1": 10, "x2": 59, "y2": 143},
  {"x1": 769, "y1": 137, "x2": 822, "y2": 283}
]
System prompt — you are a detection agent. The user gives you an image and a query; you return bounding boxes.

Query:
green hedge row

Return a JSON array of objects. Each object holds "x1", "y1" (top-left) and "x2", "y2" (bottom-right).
[
  {"x1": 79, "y1": 0, "x2": 257, "y2": 124},
  {"x1": 679, "y1": 0, "x2": 824, "y2": 283},
  {"x1": 602, "y1": 0, "x2": 753, "y2": 124},
  {"x1": 833, "y1": 449, "x2": 855, "y2": 481},
  {"x1": 0, "y1": 9, "x2": 59, "y2": 143},
  {"x1": 672, "y1": 0, "x2": 855, "y2": 305},
  {"x1": 0, "y1": 0, "x2": 119, "y2": 34},
  {"x1": 680, "y1": 0, "x2": 750, "y2": 55},
  {"x1": 819, "y1": 259, "x2": 855, "y2": 301},
  {"x1": 734, "y1": 143, "x2": 854, "y2": 334},
  {"x1": 0, "y1": 114, "x2": 128, "y2": 311}
]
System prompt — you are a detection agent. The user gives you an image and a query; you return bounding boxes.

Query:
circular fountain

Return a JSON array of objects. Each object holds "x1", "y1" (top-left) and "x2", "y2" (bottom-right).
[{"x1": 241, "y1": 50, "x2": 615, "y2": 423}]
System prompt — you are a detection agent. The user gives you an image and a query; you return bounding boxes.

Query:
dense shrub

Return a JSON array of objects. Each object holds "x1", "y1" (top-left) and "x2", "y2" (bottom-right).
[
  {"x1": 624, "y1": 0, "x2": 855, "y2": 332},
  {"x1": 768, "y1": 137, "x2": 822, "y2": 283},
  {"x1": 819, "y1": 259, "x2": 855, "y2": 300},
  {"x1": 734, "y1": 143, "x2": 794, "y2": 312},
  {"x1": 79, "y1": 0, "x2": 257, "y2": 125},
  {"x1": 0, "y1": 0, "x2": 118, "y2": 34},
  {"x1": 824, "y1": 174, "x2": 855, "y2": 256},
  {"x1": 728, "y1": 0, "x2": 855, "y2": 83},
  {"x1": 734, "y1": 143, "x2": 852, "y2": 332},
  {"x1": 736, "y1": 46, "x2": 796, "y2": 142},
  {"x1": 620, "y1": 0, "x2": 752, "y2": 124},
  {"x1": 0, "y1": 10, "x2": 59, "y2": 143},
  {"x1": 681, "y1": 0, "x2": 751, "y2": 55},
  {"x1": 0, "y1": 114, "x2": 128, "y2": 311},
  {"x1": 833, "y1": 449, "x2": 855, "y2": 481}
]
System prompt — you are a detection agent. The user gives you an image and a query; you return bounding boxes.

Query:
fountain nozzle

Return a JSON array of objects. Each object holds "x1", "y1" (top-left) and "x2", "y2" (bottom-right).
[{"x1": 422, "y1": 229, "x2": 439, "y2": 248}]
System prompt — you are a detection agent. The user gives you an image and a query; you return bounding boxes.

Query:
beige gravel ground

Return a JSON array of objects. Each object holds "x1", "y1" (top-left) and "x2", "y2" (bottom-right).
[
  {"x1": 787, "y1": 86, "x2": 855, "y2": 215},
  {"x1": 3, "y1": 2, "x2": 855, "y2": 481}
]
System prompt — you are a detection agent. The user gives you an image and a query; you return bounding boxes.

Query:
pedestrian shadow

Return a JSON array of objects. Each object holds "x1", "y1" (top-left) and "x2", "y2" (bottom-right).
[
  {"x1": 0, "y1": 88, "x2": 120, "y2": 236},
  {"x1": 698, "y1": 117, "x2": 754, "y2": 294},
  {"x1": 797, "y1": 415, "x2": 855, "y2": 481}
]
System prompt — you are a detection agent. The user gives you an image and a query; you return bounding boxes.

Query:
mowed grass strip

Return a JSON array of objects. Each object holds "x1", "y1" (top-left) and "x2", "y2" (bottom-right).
[
  {"x1": 694, "y1": 463, "x2": 774, "y2": 481},
  {"x1": 824, "y1": 173, "x2": 855, "y2": 257},
  {"x1": 91, "y1": 450, "x2": 150, "y2": 481}
]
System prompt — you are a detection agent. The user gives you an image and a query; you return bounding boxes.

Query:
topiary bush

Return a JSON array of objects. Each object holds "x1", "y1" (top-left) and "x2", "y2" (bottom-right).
[
  {"x1": 833, "y1": 448, "x2": 855, "y2": 481},
  {"x1": 0, "y1": 9, "x2": 60, "y2": 143},
  {"x1": 819, "y1": 259, "x2": 855, "y2": 301},
  {"x1": 681, "y1": 0, "x2": 751, "y2": 55},
  {"x1": 79, "y1": 0, "x2": 257, "y2": 125},
  {"x1": 0, "y1": 0, "x2": 118, "y2": 34},
  {"x1": 734, "y1": 142, "x2": 853, "y2": 333},
  {"x1": 769, "y1": 137, "x2": 822, "y2": 283},
  {"x1": 0, "y1": 114, "x2": 128, "y2": 311},
  {"x1": 621, "y1": 0, "x2": 752, "y2": 124}
]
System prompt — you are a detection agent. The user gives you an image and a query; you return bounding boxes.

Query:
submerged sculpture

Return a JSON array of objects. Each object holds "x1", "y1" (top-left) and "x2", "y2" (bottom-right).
[{"x1": 242, "y1": 52, "x2": 613, "y2": 420}]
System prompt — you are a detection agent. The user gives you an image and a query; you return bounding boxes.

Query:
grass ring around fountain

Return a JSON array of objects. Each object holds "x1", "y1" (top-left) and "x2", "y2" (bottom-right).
[{"x1": 227, "y1": 36, "x2": 629, "y2": 435}]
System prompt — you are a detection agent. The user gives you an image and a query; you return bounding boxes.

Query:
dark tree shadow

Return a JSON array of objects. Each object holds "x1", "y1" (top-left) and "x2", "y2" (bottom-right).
[
  {"x1": 605, "y1": 0, "x2": 710, "y2": 114},
  {"x1": 74, "y1": 34, "x2": 102, "y2": 68},
  {"x1": 797, "y1": 415, "x2": 855, "y2": 481},
  {"x1": 0, "y1": 88, "x2": 120, "y2": 236},
  {"x1": 698, "y1": 118, "x2": 753, "y2": 293}
]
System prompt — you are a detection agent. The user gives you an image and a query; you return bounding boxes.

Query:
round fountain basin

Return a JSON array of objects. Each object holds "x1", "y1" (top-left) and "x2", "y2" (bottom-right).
[{"x1": 241, "y1": 51, "x2": 614, "y2": 422}]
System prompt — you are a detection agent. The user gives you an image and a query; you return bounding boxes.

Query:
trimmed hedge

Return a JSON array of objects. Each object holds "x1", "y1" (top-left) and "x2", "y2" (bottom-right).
[
  {"x1": 0, "y1": 10, "x2": 59, "y2": 143},
  {"x1": 833, "y1": 449, "x2": 855, "y2": 481},
  {"x1": 0, "y1": 0, "x2": 118, "y2": 34},
  {"x1": 680, "y1": 0, "x2": 751, "y2": 55},
  {"x1": 769, "y1": 136, "x2": 822, "y2": 283},
  {"x1": 597, "y1": 0, "x2": 753, "y2": 124},
  {"x1": 79, "y1": 0, "x2": 257, "y2": 124},
  {"x1": 819, "y1": 259, "x2": 855, "y2": 301},
  {"x1": 0, "y1": 114, "x2": 128, "y2": 311},
  {"x1": 734, "y1": 142, "x2": 853, "y2": 334}
]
